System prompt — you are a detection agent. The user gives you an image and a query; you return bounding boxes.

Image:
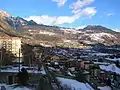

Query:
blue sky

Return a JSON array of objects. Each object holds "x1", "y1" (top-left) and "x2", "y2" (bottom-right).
[{"x1": 0, "y1": 0, "x2": 120, "y2": 30}]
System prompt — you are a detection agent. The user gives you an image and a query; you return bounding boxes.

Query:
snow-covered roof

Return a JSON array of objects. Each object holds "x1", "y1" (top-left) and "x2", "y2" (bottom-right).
[
  {"x1": 57, "y1": 77, "x2": 94, "y2": 90},
  {"x1": 0, "y1": 66, "x2": 46, "y2": 75},
  {"x1": 91, "y1": 53, "x2": 112, "y2": 56},
  {"x1": 98, "y1": 86, "x2": 111, "y2": 90},
  {"x1": 55, "y1": 62, "x2": 59, "y2": 65},
  {"x1": 13, "y1": 86, "x2": 32, "y2": 90},
  {"x1": 0, "y1": 84, "x2": 32, "y2": 90},
  {"x1": 99, "y1": 64, "x2": 120, "y2": 75},
  {"x1": 94, "y1": 62, "x2": 110, "y2": 65},
  {"x1": 106, "y1": 58, "x2": 120, "y2": 62},
  {"x1": 47, "y1": 62, "x2": 50, "y2": 65},
  {"x1": 48, "y1": 67, "x2": 56, "y2": 71},
  {"x1": 83, "y1": 71, "x2": 89, "y2": 74},
  {"x1": 67, "y1": 71, "x2": 75, "y2": 76}
]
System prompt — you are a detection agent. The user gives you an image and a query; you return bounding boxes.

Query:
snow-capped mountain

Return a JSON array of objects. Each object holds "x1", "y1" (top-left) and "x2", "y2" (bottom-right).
[
  {"x1": 0, "y1": 10, "x2": 37, "y2": 30},
  {"x1": 0, "y1": 10, "x2": 11, "y2": 18},
  {"x1": 19, "y1": 24, "x2": 120, "y2": 46},
  {"x1": 0, "y1": 10, "x2": 120, "y2": 47},
  {"x1": 77, "y1": 25, "x2": 120, "y2": 45}
]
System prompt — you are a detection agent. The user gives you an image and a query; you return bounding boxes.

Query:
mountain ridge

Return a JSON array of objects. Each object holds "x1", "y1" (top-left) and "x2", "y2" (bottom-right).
[
  {"x1": 0, "y1": 17, "x2": 20, "y2": 37},
  {"x1": 0, "y1": 10, "x2": 120, "y2": 47},
  {"x1": 0, "y1": 10, "x2": 118, "y2": 32}
]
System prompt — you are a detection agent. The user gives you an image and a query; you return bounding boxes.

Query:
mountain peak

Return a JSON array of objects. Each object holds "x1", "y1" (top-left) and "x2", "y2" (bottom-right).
[
  {"x1": 28, "y1": 20, "x2": 38, "y2": 25},
  {"x1": 82, "y1": 25, "x2": 115, "y2": 33},
  {"x1": 0, "y1": 10, "x2": 11, "y2": 18},
  {"x1": 75, "y1": 25, "x2": 107, "y2": 30},
  {"x1": 83, "y1": 25, "x2": 108, "y2": 29}
]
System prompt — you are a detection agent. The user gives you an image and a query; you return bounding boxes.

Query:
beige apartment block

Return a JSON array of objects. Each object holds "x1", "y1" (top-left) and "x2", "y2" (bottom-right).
[{"x1": 0, "y1": 37, "x2": 22, "y2": 57}]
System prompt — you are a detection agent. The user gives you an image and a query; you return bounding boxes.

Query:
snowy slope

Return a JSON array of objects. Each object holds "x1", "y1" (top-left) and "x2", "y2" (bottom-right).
[
  {"x1": 98, "y1": 86, "x2": 112, "y2": 90},
  {"x1": 57, "y1": 77, "x2": 94, "y2": 90},
  {"x1": 99, "y1": 64, "x2": 120, "y2": 75},
  {"x1": 1, "y1": 10, "x2": 120, "y2": 46},
  {"x1": 0, "y1": 10, "x2": 11, "y2": 18}
]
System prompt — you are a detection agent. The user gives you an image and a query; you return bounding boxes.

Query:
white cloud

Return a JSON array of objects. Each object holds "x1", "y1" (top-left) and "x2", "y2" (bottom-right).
[
  {"x1": 52, "y1": 0, "x2": 67, "y2": 6},
  {"x1": 104, "y1": 12, "x2": 115, "y2": 17},
  {"x1": 24, "y1": 15, "x2": 57, "y2": 25},
  {"x1": 70, "y1": 0, "x2": 96, "y2": 18},
  {"x1": 24, "y1": 0, "x2": 96, "y2": 25},
  {"x1": 70, "y1": 0, "x2": 95, "y2": 10},
  {"x1": 76, "y1": 25, "x2": 86, "y2": 29},
  {"x1": 72, "y1": 9, "x2": 81, "y2": 14},
  {"x1": 25, "y1": 15, "x2": 79, "y2": 25},
  {"x1": 55, "y1": 15, "x2": 80, "y2": 24},
  {"x1": 107, "y1": 13, "x2": 115, "y2": 16},
  {"x1": 113, "y1": 28, "x2": 120, "y2": 32},
  {"x1": 25, "y1": 7, "x2": 96, "y2": 25},
  {"x1": 81, "y1": 7, "x2": 97, "y2": 17}
]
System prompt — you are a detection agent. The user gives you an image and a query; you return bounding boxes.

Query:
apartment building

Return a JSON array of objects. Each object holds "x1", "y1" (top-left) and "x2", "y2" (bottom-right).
[{"x1": 0, "y1": 36, "x2": 22, "y2": 57}]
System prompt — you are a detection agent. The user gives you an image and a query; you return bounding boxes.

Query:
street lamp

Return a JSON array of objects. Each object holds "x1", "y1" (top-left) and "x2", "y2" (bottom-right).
[{"x1": 0, "y1": 51, "x2": 2, "y2": 71}]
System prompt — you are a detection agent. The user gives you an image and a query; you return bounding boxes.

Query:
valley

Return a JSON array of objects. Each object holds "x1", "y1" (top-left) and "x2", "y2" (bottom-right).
[{"x1": 0, "y1": 10, "x2": 120, "y2": 90}]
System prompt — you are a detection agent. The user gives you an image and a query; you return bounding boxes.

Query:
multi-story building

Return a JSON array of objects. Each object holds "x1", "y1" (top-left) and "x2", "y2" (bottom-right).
[{"x1": 0, "y1": 36, "x2": 22, "y2": 57}]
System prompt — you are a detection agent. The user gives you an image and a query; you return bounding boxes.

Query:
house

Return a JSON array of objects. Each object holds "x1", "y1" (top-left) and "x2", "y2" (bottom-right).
[{"x1": 76, "y1": 60, "x2": 91, "y2": 70}]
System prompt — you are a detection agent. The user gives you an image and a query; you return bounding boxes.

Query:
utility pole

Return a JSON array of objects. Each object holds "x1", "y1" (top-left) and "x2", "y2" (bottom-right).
[
  {"x1": 19, "y1": 48, "x2": 20, "y2": 72},
  {"x1": 29, "y1": 56, "x2": 31, "y2": 67},
  {"x1": 0, "y1": 51, "x2": 2, "y2": 72}
]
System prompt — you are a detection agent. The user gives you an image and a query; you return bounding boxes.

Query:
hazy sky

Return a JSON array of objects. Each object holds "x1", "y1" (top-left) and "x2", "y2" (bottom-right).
[{"x1": 1, "y1": 0, "x2": 120, "y2": 30}]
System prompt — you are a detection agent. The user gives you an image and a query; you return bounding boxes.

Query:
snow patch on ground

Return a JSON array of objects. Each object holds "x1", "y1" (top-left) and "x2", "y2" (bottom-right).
[
  {"x1": 83, "y1": 33, "x2": 116, "y2": 42},
  {"x1": 106, "y1": 58, "x2": 120, "y2": 62},
  {"x1": 98, "y1": 86, "x2": 111, "y2": 90},
  {"x1": 99, "y1": 64, "x2": 120, "y2": 75},
  {"x1": 0, "y1": 84, "x2": 32, "y2": 90},
  {"x1": 57, "y1": 77, "x2": 94, "y2": 90},
  {"x1": 39, "y1": 31, "x2": 56, "y2": 35},
  {"x1": 13, "y1": 86, "x2": 32, "y2": 90},
  {"x1": 60, "y1": 28, "x2": 82, "y2": 34}
]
